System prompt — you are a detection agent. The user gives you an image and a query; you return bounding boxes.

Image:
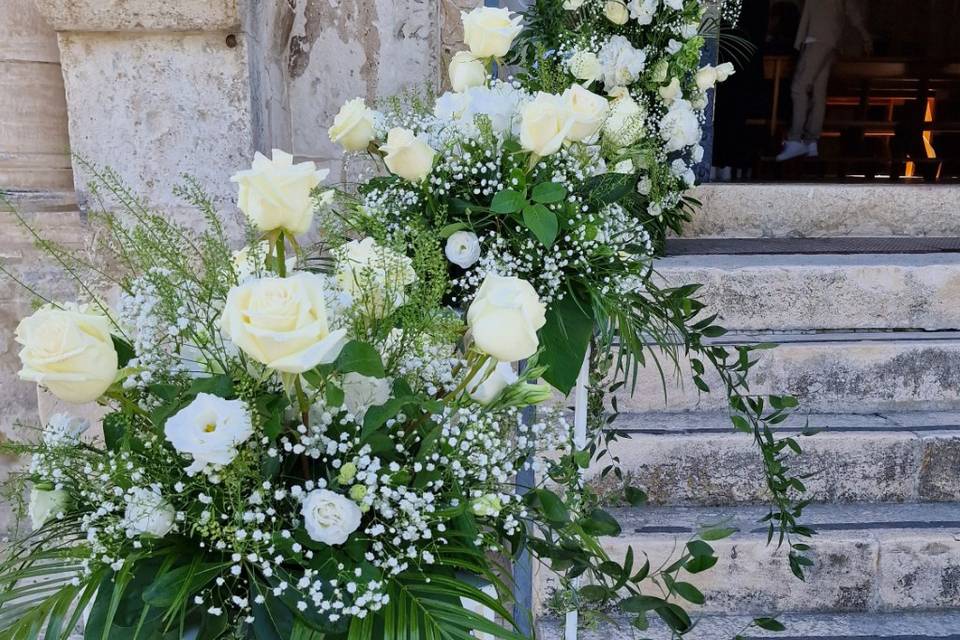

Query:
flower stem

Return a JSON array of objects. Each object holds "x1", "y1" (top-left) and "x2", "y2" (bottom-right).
[{"x1": 275, "y1": 231, "x2": 287, "y2": 277}]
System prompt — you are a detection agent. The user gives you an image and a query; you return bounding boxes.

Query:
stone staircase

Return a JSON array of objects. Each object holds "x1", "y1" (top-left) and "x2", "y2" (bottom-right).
[{"x1": 537, "y1": 184, "x2": 960, "y2": 638}]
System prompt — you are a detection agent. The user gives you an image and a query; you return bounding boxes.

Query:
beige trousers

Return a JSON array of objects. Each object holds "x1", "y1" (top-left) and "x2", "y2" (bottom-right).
[{"x1": 788, "y1": 42, "x2": 836, "y2": 141}]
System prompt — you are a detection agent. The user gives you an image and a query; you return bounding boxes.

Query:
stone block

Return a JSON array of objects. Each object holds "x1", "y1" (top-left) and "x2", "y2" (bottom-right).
[{"x1": 33, "y1": 0, "x2": 240, "y2": 32}]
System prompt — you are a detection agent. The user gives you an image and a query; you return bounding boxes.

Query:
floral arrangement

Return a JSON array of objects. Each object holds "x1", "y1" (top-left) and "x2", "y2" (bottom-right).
[{"x1": 0, "y1": 5, "x2": 813, "y2": 640}]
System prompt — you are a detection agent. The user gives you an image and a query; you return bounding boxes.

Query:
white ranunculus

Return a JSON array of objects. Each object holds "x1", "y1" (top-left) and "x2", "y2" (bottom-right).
[
  {"x1": 603, "y1": 0, "x2": 629, "y2": 24},
  {"x1": 467, "y1": 361, "x2": 518, "y2": 405},
  {"x1": 567, "y1": 50, "x2": 602, "y2": 85},
  {"x1": 467, "y1": 274, "x2": 547, "y2": 362},
  {"x1": 695, "y1": 65, "x2": 719, "y2": 91},
  {"x1": 301, "y1": 489, "x2": 363, "y2": 545},
  {"x1": 564, "y1": 84, "x2": 609, "y2": 142},
  {"x1": 341, "y1": 372, "x2": 392, "y2": 419},
  {"x1": 461, "y1": 7, "x2": 523, "y2": 59},
  {"x1": 231, "y1": 149, "x2": 327, "y2": 236},
  {"x1": 715, "y1": 62, "x2": 736, "y2": 82},
  {"x1": 598, "y1": 36, "x2": 647, "y2": 92},
  {"x1": 520, "y1": 92, "x2": 574, "y2": 157},
  {"x1": 165, "y1": 393, "x2": 254, "y2": 475},
  {"x1": 627, "y1": 0, "x2": 658, "y2": 24},
  {"x1": 659, "y1": 77, "x2": 682, "y2": 104},
  {"x1": 328, "y1": 98, "x2": 377, "y2": 152},
  {"x1": 660, "y1": 98, "x2": 701, "y2": 152},
  {"x1": 29, "y1": 488, "x2": 69, "y2": 528},
  {"x1": 232, "y1": 241, "x2": 297, "y2": 282},
  {"x1": 380, "y1": 128, "x2": 436, "y2": 183},
  {"x1": 15, "y1": 305, "x2": 118, "y2": 405},
  {"x1": 449, "y1": 51, "x2": 487, "y2": 93},
  {"x1": 604, "y1": 94, "x2": 645, "y2": 147},
  {"x1": 42, "y1": 413, "x2": 90, "y2": 447},
  {"x1": 220, "y1": 272, "x2": 347, "y2": 373},
  {"x1": 336, "y1": 237, "x2": 417, "y2": 311},
  {"x1": 445, "y1": 231, "x2": 482, "y2": 268},
  {"x1": 123, "y1": 486, "x2": 175, "y2": 538}
]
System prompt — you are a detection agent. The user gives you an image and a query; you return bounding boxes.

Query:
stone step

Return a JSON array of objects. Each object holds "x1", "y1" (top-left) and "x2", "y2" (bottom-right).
[
  {"x1": 536, "y1": 503, "x2": 960, "y2": 617},
  {"x1": 588, "y1": 411, "x2": 960, "y2": 506},
  {"x1": 622, "y1": 332, "x2": 960, "y2": 414},
  {"x1": 655, "y1": 252, "x2": 960, "y2": 331},
  {"x1": 686, "y1": 184, "x2": 960, "y2": 239},
  {"x1": 537, "y1": 611, "x2": 960, "y2": 639}
]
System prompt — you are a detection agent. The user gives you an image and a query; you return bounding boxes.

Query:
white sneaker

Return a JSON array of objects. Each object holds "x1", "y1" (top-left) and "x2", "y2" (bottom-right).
[
  {"x1": 776, "y1": 140, "x2": 808, "y2": 161},
  {"x1": 806, "y1": 141, "x2": 819, "y2": 157}
]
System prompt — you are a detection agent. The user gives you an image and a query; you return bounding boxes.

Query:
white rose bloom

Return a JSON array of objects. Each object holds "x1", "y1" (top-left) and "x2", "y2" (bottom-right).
[
  {"x1": 29, "y1": 488, "x2": 69, "y2": 528},
  {"x1": 232, "y1": 241, "x2": 297, "y2": 282},
  {"x1": 42, "y1": 413, "x2": 90, "y2": 447},
  {"x1": 336, "y1": 237, "x2": 417, "y2": 311},
  {"x1": 672, "y1": 158, "x2": 696, "y2": 186},
  {"x1": 695, "y1": 65, "x2": 719, "y2": 91},
  {"x1": 691, "y1": 144, "x2": 705, "y2": 163},
  {"x1": 567, "y1": 50, "x2": 602, "y2": 85},
  {"x1": 301, "y1": 489, "x2": 363, "y2": 546},
  {"x1": 715, "y1": 62, "x2": 736, "y2": 82},
  {"x1": 380, "y1": 127, "x2": 437, "y2": 182},
  {"x1": 563, "y1": 0, "x2": 586, "y2": 8},
  {"x1": 449, "y1": 51, "x2": 488, "y2": 93},
  {"x1": 627, "y1": 0, "x2": 658, "y2": 24},
  {"x1": 564, "y1": 84, "x2": 609, "y2": 142},
  {"x1": 603, "y1": 0, "x2": 629, "y2": 25},
  {"x1": 123, "y1": 486, "x2": 176, "y2": 538},
  {"x1": 445, "y1": 231, "x2": 482, "y2": 268},
  {"x1": 462, "y1": 7, "x2": 523, "y2": 59},
  {"x1": 220, "y1": 272, "x2": 347, "y2": 373},
  {"x1": 341, "y1": 372, "x2": 392, "y2": 419},
  {"x1": 598, "y1": 36, "x2": 647, "y2": 92},
  {"x1": 603, "y1": 94, "x2": 645, "y2": 147},
  {"x1": 231, "y1": 149, "x2": 327, "y2": 236},
  {"x1": 659, "y1": 77, "x2": 682, "y2": 104},
  {"x1": 467, "y1": 361, "x2": 518, "y2": 405},
  {"x1": 15, "y1": 305, "x2": 118, "y2": 405},
  {"x1": 165, "y1": 393, "x2": 254, "y2": 475},
  {"x1": 328, "y1": 98, "x2": 377, "y2": 152},
  {"x1": 660, "y1": 98, "x2": 701, "y2": 152},
  {"x1": 520, "y1": 92, "x2": 574, "y2": 157},
  {"x1": 467, "y1": 274, "x2": 547, "y2": 362}
]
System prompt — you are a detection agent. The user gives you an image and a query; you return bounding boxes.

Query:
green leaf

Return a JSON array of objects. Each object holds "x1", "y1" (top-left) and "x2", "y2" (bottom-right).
[
  {"x1": 579, "y1": 508, "x2": 621, "y2": 536},
  {"x1": 187, "y1": 374, "x2": 234, "y2": 399},
  {"x1": 490, "y1": 189, "x2": 526, "y2": 214},
  {"x1": 581, "y1": 173, "x2": 635, "y2": 206},
  {"x1": 531, "y1": 182, "x2": 567, "y2": 204},
  {"x1": 538, "y1": 290, "x2": 594, "y2": 394},
  {"x1": 684, "y1": 554, "x2": 718, "y2": 574},
  {"x1": 326, "y1": 383, "x2": 345, "y2": 408},
  {"x1": 620, "y1": 595, "x2": 666, "y2": 613},
  {"x1": 336, "y1": 341, "x2": 385, "y2": 377},
  {"x1": 699, "y1": 525, "x2": 737, "y2": 541},
  {"x1": 686, "y1": 540, "x2": 713, "y2": 558},
  {"x1": 624, "y1": 486, "x2": 648, "y2": 506},
  {"x1": 522, "y1": 203, "x2": 559, "y2": 247},
  {"x1": 142, "y1": 561, "x2": 224, "y2": 608},
  {"x1": 438, "y1": 222, "x2": 469, "y2": 238},
  {"x1": 102, "y1": 412, "x2": 126, "y2": 452},
  {"x1": 531, "y1": 489, "x2": 569, "y2": 525},
  {"x1": 671, "y1": 581, "x2": 705, "y2": 605},
  {"x1": 655, "y1": 603, "x2": 692, "y2": 632},
  {"x1": 753, "y1": 617, "x2": 786, "y2": 631},
  {"x1": 111, "y1": 336, "x2": 136, "y2": 368}
]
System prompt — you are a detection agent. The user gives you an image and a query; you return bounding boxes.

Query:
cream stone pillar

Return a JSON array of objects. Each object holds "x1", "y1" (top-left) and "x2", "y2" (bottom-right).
[{"x1": 32, "y1": 0, "x2": 296, "y2": 232}]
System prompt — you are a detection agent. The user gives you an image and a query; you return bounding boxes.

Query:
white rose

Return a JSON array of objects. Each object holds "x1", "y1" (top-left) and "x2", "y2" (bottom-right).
[
  {"x1": 328, "y1": 98, "x2": 377, "y2": 152},
  {"x1": 715, "y1": 62, "x2": 736, "y2": 82},
  {"x1": 467, "y1": 274, "x2": 547, "y2": 362},
  {"x1": 627, "y1": 0, "x2": 658, "y2": 24},
  {"x1": 462, "y1": 7, "x2": 523, "y2": 59},
  {"x1": 659, "y1": 77, "x2": 682, "y2": 104},
  {"x1": 301, "y1": 489, "x2": 363, "y2": 546},
  {"x1": 165, "y1": 393, "x2": 254, "y2": 475},
  {"x1": 336, "y1": 237, "x2": 417, "y2": 311},
  {"x1": 520, "y1": 92, "x2": 574, "y2": 157},
  {"x1": 567, "y1": 50, "x2": 602, "y2": 85},
  {"x1": 604, "y1": 0, "x2": 630, "y2": 25},
  {"x1": 123, "y1": 486, "x2": 175, "y2": 538},
  {"x1": 467, "y1": 361, "x2": 518, "y2": 405},
  {"x1": 564, "y1": 0, "x2": 586, "y2": 8},
  {"x1": 15, "y1": 305, "x2": 118, "y2": 404},
  {"x1": 380, "y1": 128, "x2": 436, "y2": 182},
  {"x1": 341, "y1": 372, "x2": 392, "y2": 419},
  {"x1": 231, "y1": 149, "x2": 327, "y2": 236},
  {"x1": 42, "y1": 413, "x2": 90, "y2": 447},
  {"x1": 564, "y1": 84, "x2": 609, "y2": 142},
  {"x1": 232, "y1": 241, "x2": 297, "y2": 281},
  {"x1": 449, "y1": 51, "x2": 487, "y2": 93},
  {"x1": 220, "y1": 272, "x2": 348, "y2": 373},
  {"x1": 695, "y1": 65, "x2": 719, "y2": 91},
  {"x1": 29, "y1": 488, "x2": 69, "y2": 528},
  {"x1": 445, "y1": 231, "x2": 482, "y2": 268},
  {"x1": 604, "y1": 94, "x2": 645, "y2": 147}
]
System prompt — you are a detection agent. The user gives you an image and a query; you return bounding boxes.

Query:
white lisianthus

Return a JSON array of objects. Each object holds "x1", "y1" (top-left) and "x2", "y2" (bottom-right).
[
  {"x1": 598, "y1": 36, "x2": 647, "y2": 92},
  {"x1": 435, "y1": 83, "x2": 527, "y2": 137},
  {"x1": 472, "y1": 494, "x2": 503, "y2": 517},
  {"x1": 29, "y1": 488, "x2": 69, "y2": 528},
  {"x1": 165, "y1": 393, "x2": 254, "y2": 475},
  {"x1": 328, "y1": 98, "x2": 377, "y2": 151},
  {"x1": 341, "y1": 372, "x2": 392, "y2": 419},
  {"x1": 564, "y1": 84, "x2": 609, "y2": 142},
  {"x1": 671, "y1": 158, "x2": 696, "y2": 186},
  {"x1": 666, "y1": 38, "x2": 683, "y2": 55},
  {"x1": 220, "y1": 272, "x2": 347, "y2": 373},
  {"x1": 627, "y1": 0, "x2": 658, "y2": 24},
  {"x1": 467, "y1": 274, "x2": 547, "y2": 362},
  {"x1": 123, "y1": 486, "x2": 176, "y2": 538},
  {"x1": 659, "y1": 77, "x2": 682, "y2": 104},
  {"x1": 445, "y1": 231, "x2": 482, "y2": 268},
  {"x1": 232, "y1": 241, "x2": 297, "y2": 282},
  {"x1": 467, "y1": 361, "x2": 517, "y2": 405},
  {"x1": 520, "y1": 92, "x2": 574, "y2": 157},
  {"x1": 42, "y1": 413, "x2": 90, "y2": 447},
  {"x1": 604, "y1": 94, "x2": 645, "y2": 147},
  {"x1": 230, "y1": 149, "x2": 327, "y2": 236},
  {"x1": 301, "y1": 489, "x2": 363, "y2": 545},
  {"x1": 15, "y1": 305, "x2": 118, "y2": 405},
  {"x1": 567, "y1": 50, "x2": 602, "y2": 85},
  {"x1": 380, "y1": 128, "x2": 436, "y2": 182},
  {"x1": 660, "y1": 98, "x2": 701, "y2": 152},
  {"x1": 691, "y1": 143, "x2": 705, "y2": 163},
  {"x1": 603, "y1": 0, "x2": 629, "y2": 25},
  {"x1": 336, "y1": 237, "x2": 417, "y2": 311},
  {"x1": 449, "y1": 51, "x2": 487, "y2": 93},
  {"x1": 461, "y1": 7, "x2": 523, "y2": 59},
  {"x1": 563, "y1": 0, "x2": 586, "y2": 8}
]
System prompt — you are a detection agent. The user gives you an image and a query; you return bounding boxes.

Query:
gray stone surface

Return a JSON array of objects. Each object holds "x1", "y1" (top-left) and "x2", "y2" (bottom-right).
[
  {"x1": 655, "y1": 252, "x2": 960, "y2": 331},
  {"x1": 33, "y1": 0, "x2": 241, "y2": 32}
]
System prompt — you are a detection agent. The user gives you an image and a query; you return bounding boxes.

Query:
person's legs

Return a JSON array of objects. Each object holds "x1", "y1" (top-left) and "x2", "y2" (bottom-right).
[
  {"x1": 786, "y1": 46, "x2": 814, "y2": 141},
  {"x1": 779, "y1": 42, "x2": 835, "y2": 160},
  {"x1": 804, "y1": 44, "x2": 836, "y2": 141}
]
